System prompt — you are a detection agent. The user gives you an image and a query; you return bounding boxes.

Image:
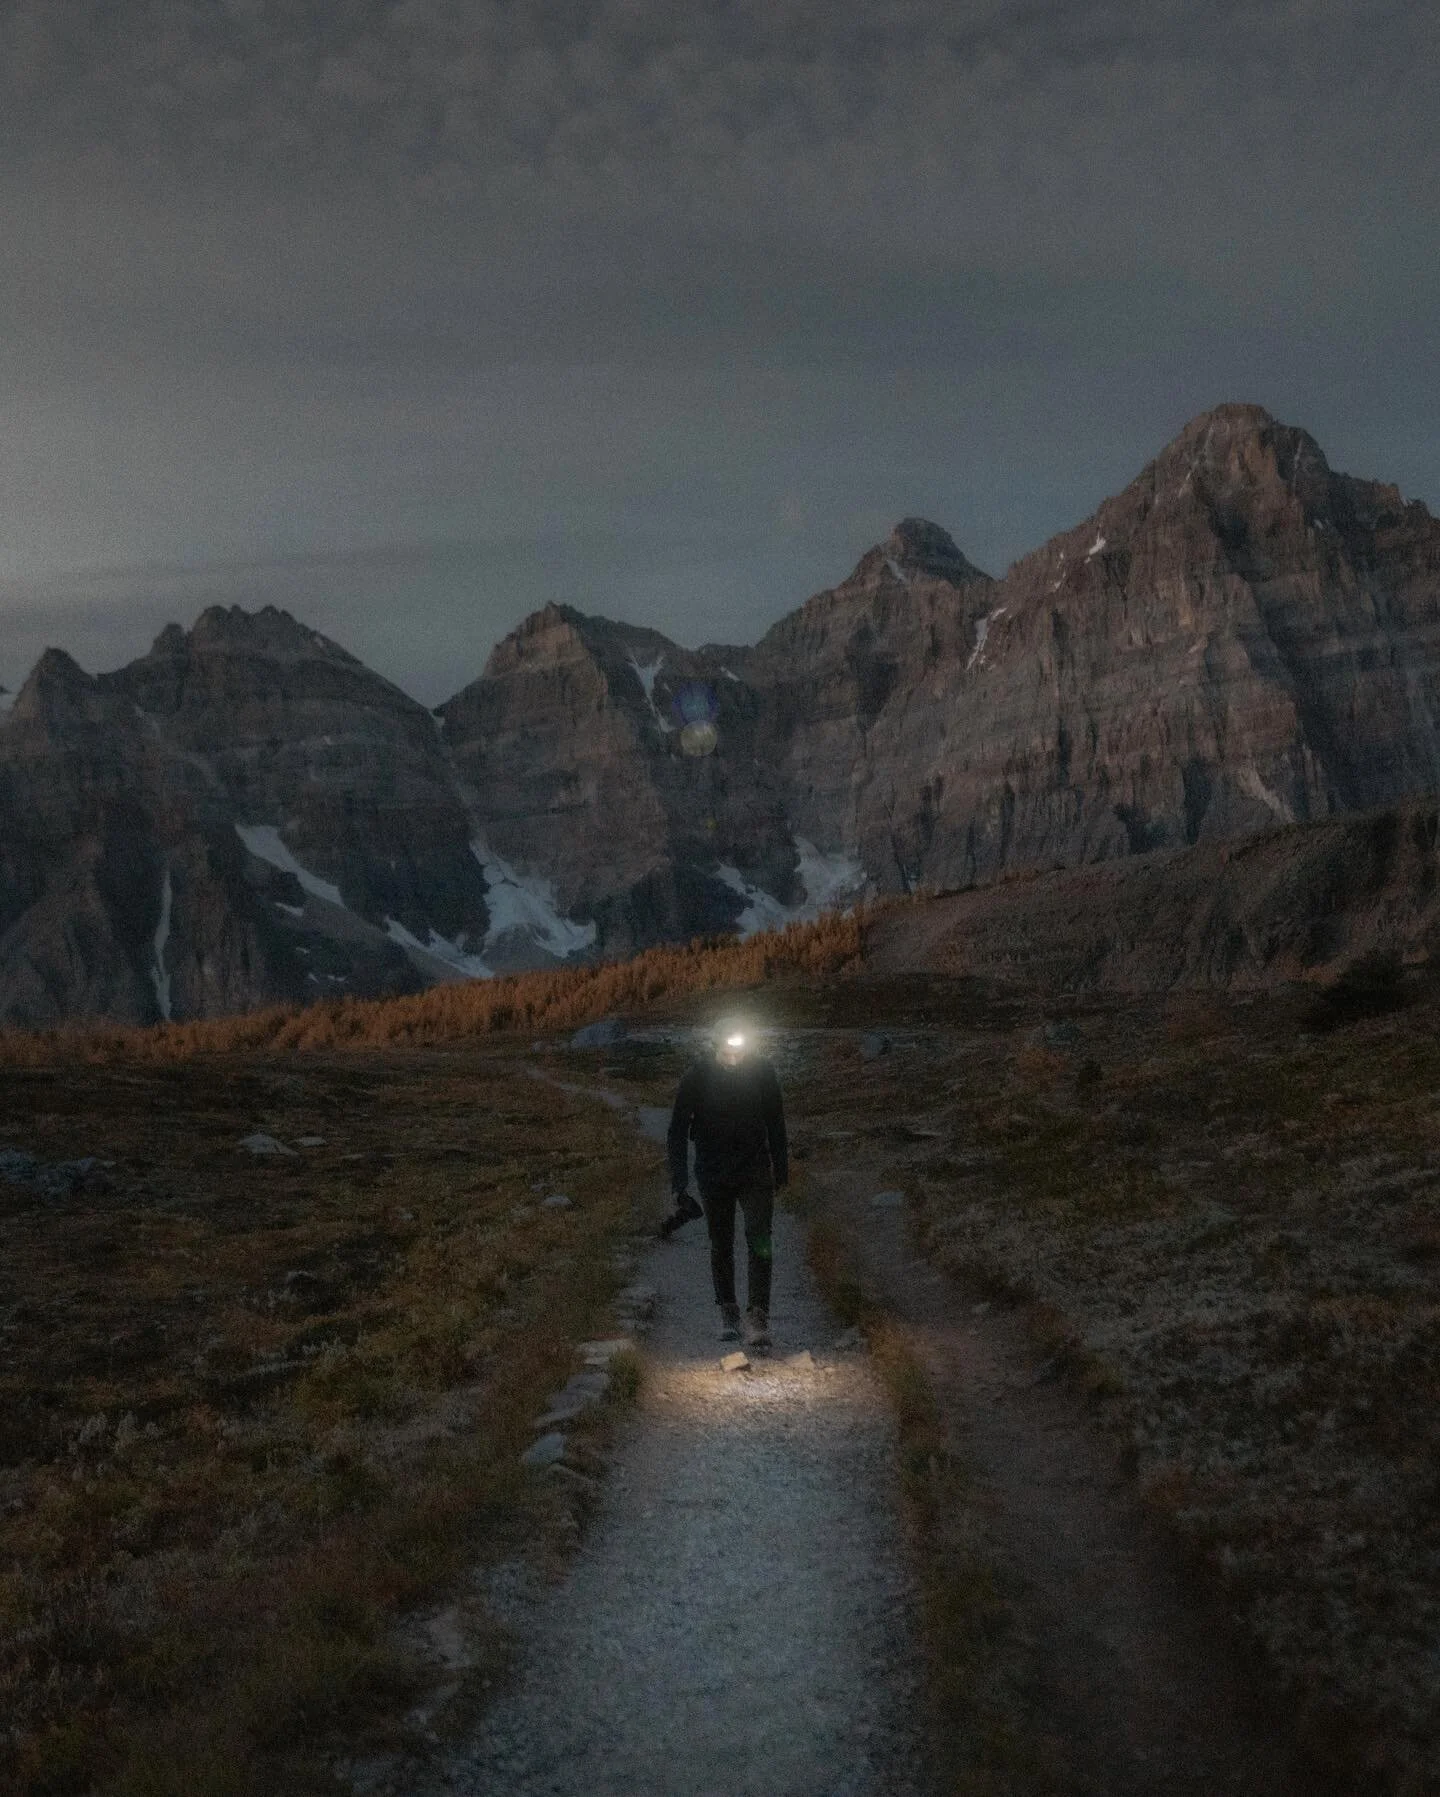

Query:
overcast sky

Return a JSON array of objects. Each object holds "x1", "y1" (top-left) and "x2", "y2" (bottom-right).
[{"x1": 1, "y1": 0, "x2": 1436, "y2": 704}]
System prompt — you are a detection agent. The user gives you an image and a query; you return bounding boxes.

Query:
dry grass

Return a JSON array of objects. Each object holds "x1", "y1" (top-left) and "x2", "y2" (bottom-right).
[
  {"x1": 0, "y1": 910, "x2": 870, "y2": 1069},
  {"x1": 788, "y1": 976, "x2": 1440, "y2": 1793},
  {"x1": 0, "y1": 1045, "x2": 658, "y2": 1794}
]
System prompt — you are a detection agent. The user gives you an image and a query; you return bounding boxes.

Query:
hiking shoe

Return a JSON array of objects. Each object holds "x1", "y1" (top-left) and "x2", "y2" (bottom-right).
[
  {"x1": 718, "y1": 1305, "x2": 742, "y2": 1342},
  {"x1": 745, "y1": 1310, "x2": 771, "y2": 1351}
]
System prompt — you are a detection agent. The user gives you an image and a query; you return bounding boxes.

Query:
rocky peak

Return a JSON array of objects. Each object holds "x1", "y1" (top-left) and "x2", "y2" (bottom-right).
[
  {"x1": 479, "y1": 602, "x2": 592, "y2": 679},
  {"x1": 186, "y1": 603, "x2": 365, "y2": 669},
  {"x1": 842, "y1": 517, "x2": 989, "y2": 592},
  {"x1": 886, "y1": 517, "x2": 989, "y2": 584},
  {"x1": 9, "y1": 648, "x2": 109, "y2": 732}
]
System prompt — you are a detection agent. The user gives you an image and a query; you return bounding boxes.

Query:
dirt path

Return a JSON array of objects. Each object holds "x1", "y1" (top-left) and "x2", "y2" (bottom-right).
[
  {"x1": 426, "y1": 1198, "x2": 931, "y2": 1796},
  {"x1": 818, "y1": 1158, "x2": 1317, "y2": 1797}
]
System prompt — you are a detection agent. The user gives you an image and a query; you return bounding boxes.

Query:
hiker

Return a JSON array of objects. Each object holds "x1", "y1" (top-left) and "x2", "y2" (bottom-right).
[{"x1": 661, "y1": 1017, "x2": 788, "y2": 1350}]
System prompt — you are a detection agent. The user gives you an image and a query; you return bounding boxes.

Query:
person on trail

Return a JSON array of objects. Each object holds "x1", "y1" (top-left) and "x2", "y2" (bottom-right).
[{"x1": 661, "y1": 1017, "x2": 788, "y2": 1351}]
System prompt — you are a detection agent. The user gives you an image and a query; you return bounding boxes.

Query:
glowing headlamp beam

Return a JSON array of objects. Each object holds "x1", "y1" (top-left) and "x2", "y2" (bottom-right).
[{"x1": 726, "y1": 1034, "x2": 746, "y2": 1048}]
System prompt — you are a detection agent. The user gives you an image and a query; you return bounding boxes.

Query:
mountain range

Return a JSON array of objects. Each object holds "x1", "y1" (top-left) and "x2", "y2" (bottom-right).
[{"x1": 4, "y1": 401, "x2": 1439, "y2": 1025}]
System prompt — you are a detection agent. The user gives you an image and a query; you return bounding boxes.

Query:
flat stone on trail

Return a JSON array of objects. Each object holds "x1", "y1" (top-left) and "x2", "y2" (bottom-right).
[
  {"x1": 870, "y1": 1189, "x2": 904, "y2": 1208},
  {"x1": 238, "y1": 1132, "x2": 298, "y2": 1157},
  {"x1": 579, "y1": 1340, "x2": 633, "y2": 1365},
  {"x1": 520, "y1": 1432, "x2": 567, "y2": 1468},
  {"x1": 784, "y1": 1349, "x2": 816, "y2": 1370},
  {"x1": 720, "y1": 1350, "x2": 750, "y2": 1373},
  {"x1": 541, "y1": 1192, "x2": 573, "y2": 1209}
]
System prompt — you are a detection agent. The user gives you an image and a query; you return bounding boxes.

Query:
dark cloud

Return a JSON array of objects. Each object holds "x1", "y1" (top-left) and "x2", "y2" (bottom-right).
[{"x1": 0, "y1": 1, "x2": 1436, "y2": 699}]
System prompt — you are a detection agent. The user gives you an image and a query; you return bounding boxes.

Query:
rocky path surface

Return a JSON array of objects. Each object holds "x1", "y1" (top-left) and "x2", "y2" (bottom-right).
[
  {"x1": 820, "y1": 1159, "x2": 1317, "y2": 1797},
  {"x1": 427, "y1": 1197, "x2": 931, "y2": 1797}
]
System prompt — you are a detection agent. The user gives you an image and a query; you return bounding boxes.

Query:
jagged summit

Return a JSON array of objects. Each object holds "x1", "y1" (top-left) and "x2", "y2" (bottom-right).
[
  {"x1": 884, "y1": 517, "x2": 988, "y2": 583},
  {"x1": 10, "y1": 648, "x2": 99, "y2": 725},
  {"x1": 6, "y1": 403, "x2": 1440, "y2": 1026},
  {"x1": 843, "y1": 517, "x2": 989, "y2": 591}
]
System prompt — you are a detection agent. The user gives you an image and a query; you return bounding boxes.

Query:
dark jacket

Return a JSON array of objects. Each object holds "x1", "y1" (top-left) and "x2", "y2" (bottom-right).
[{"x1": 667, "y1": 1055, "x2": 788, "y2": 1196}]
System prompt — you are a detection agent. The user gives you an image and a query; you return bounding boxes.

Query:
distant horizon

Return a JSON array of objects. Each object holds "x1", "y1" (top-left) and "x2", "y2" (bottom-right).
[{"x1": 4, "y1": 395, "x2": 1436, "y2": 709}]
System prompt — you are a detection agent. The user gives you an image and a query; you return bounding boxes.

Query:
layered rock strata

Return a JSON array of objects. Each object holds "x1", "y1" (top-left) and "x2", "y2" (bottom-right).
[{"x1": 5, "y1": 404, "x2": 1440, "y2": 1023}]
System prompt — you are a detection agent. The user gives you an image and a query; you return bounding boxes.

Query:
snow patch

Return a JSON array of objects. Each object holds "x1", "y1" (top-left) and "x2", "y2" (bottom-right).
[
  {"x1": 1086, "y1": 533, "x2": 1107, "y2": 558},
  {"x1": 235, "y1": 825, "x2": 345, "y2": 908},
  {"x1": 1237, "y1": 767, "x2": 1294, "y2": 825},
  {"x1": 795, "y1": 838, "x2": 868, "y2": 912},
  {"x1": 966, "y1": 606, "x2": 1007, "y2": 673},
  {"x1": 721, "y1": 667, "x2": 741, "y2": 682},
  {"x1": 385, "y1": 917, "x2": 493, "y2": 979},
  {"x1": 472, "y1": 840, "x2": 597, "y2": 960},
  {"x1": 628, "y1": 654, "x2": 673, "y2": 733},
  {"x1": 150, "y1": 867, "x2": 174, "y2": 1022},
  {"x1": 274, "y1": 901, "x2": 305, "y2": 918},
  {"x1": 883, "y1": 555, "x2": 909, "y2": 585},
  {"x1": 715, "y1": 837, "x2": 869, "y2": 939}
]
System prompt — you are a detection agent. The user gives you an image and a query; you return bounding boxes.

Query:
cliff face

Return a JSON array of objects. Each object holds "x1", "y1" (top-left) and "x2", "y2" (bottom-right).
[
  {"x1": 437, "y1": 605, "x2": 801, "y2": 954},
  {"x1": 4, "y1": 403, "x2": 1440, "y2": 1023},
  {"x1": 851, "y1": 406, "x2": 1440, "y2": 891},
  {"x1": 0, "y1": 609, "x2": 490, "y2": 1026}
]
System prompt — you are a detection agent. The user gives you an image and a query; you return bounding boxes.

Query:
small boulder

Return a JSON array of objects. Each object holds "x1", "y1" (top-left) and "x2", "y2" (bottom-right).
[
  {"x1": 542, "y1": 1192, "x2": 573, "y2": 1210},
  {"x1": 870, "y1": 1190, "x2": 904, "y2": 1209},
  {"x1": 239, "y1": 1132, "x2": 298, "y2": 1157},
  {"x1": 570, "y1": 1017, "x2": 627, "y2": 1049},
  {"x1": 859, "y1": 1032, "x2": 892, "y2": 1061},
  {"x1": 617, "y1": 1283, "x2": 657, "y2": 1319},
  {"x1": 720, "y1": 1351, "x2": 750, "y2": 1374},
  {"x1": 520, "y1": 1432, "x2": 567, "y2": 1468}
]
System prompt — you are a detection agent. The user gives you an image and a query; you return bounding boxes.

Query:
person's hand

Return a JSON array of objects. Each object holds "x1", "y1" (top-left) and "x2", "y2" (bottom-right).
[{"x1": 658, "y1": 1191, "x2": 703, "y2": 1238}]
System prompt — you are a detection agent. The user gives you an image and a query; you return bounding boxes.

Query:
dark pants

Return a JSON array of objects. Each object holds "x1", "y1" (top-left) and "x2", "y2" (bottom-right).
[{"x1": 701, "y1": 1174, "x2": 774, "y2": 1315}]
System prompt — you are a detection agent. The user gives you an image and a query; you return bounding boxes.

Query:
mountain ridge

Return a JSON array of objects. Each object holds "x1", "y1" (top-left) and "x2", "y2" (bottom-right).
[{"x1": 4, "y1": 401, "x2": 1439, "y2": 1024}]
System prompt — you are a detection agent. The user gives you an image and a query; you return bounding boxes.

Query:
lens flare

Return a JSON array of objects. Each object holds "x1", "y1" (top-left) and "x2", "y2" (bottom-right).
[{"x1": 680, "y1": 720, "x2": 718, "y2": 756}]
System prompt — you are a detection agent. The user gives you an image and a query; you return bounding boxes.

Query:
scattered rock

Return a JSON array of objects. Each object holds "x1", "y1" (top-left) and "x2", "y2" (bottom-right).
[
  {"x1": 870, "y1": 1190, "x2": 904, "y2": 1209},
  {"x1": 542, "y1": 1192, "x2": 573, "y2": 1210},
  {"x1": 0, "y1": 1148, "x2": 111, "y2": 1199},
  {"x1": 521, "y1": 1431, "x2": 567, "y2": 1468},
  {"x1": 238, "y1": 1132, "x2": 298, "y2": 1157},
  {"x1": 720, "y1": 1351, "x2": 750, "y2": 1374},
  {"x1": 578, "y1": 1339, "x2": 633, "y2": 1366},
  {"x1": 859, "y1": 1032, "x2": 892, "y2": 1061},
  {"x1": 616, "y1": 1283, "x2": 657, "y2": 1320},
  {"x1": 545, "y1": 1462, "x2": 598, "y2": 1493},
  {"x1": 534, "y1": 1369, "x2": 611, "y2": 1429},
  {"x1": 569, "y1": 1017, "x2": 627, "y2": 1049},
  {"x1": 295, "y1": 1135, "x2": 326, "y2": 1148}
]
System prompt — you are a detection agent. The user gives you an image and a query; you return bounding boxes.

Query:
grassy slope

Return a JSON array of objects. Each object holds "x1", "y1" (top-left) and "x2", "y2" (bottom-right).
[
  {"x1": 6, "y1": 896, "x2": 1440, "y2": 1790},
  {"x1": 0, "y1": 1046, "x2": 655, "y2": 1794},
  {"x1": 784, "y1": 973, "x2": 1440, "y2": 1793}
]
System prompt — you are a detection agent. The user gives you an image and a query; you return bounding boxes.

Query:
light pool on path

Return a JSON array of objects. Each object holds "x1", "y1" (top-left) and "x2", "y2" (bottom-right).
[{"x1": 436, "y1": 1205, "x2": 929, "y2": 1797}]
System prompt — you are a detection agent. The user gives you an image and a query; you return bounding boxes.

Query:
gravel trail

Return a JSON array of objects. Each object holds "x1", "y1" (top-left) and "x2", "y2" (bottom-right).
[
  {"x1": 431, "y1": 1201, "x2": 930, "y2": 1796},
  {"x1": 820, "y1": 1157, "x2": 1317, "y2": 1797}
]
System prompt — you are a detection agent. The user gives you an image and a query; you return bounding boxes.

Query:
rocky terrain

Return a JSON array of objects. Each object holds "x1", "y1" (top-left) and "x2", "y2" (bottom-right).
[{"x1": 4, "y1": 403, "x2": 1440, "y2": 1023}]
